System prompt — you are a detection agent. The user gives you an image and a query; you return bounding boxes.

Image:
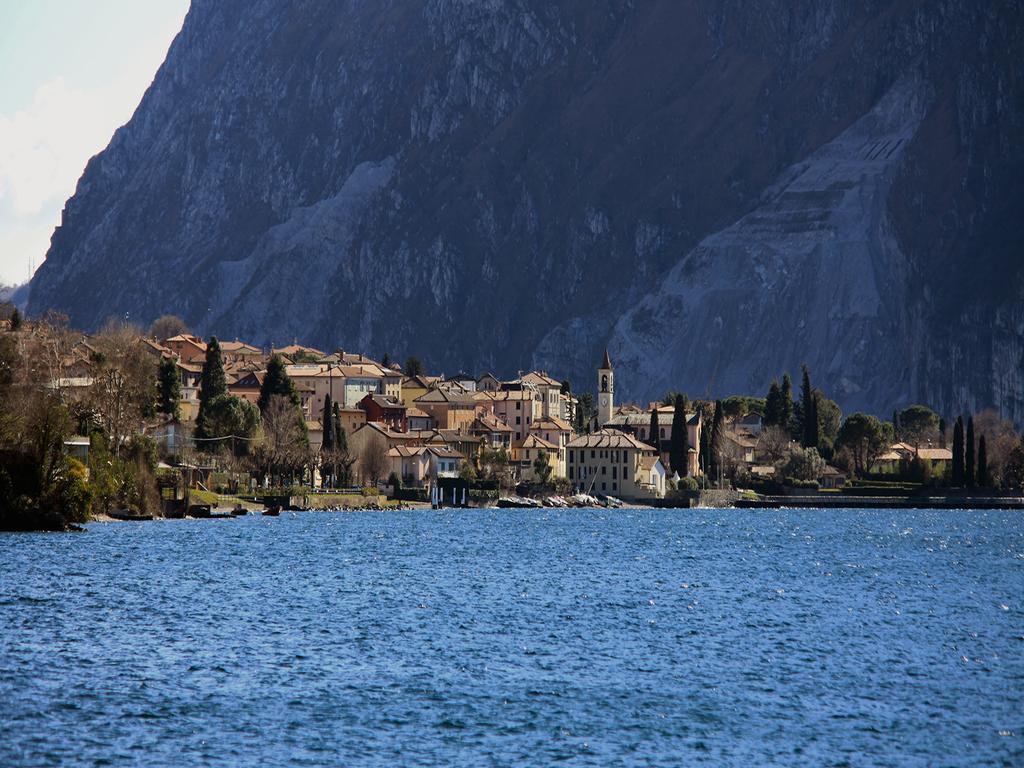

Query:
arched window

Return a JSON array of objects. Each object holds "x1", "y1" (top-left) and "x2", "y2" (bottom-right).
[{"x1": 601, "y1": 375, "x2": 608, "y2": 392}]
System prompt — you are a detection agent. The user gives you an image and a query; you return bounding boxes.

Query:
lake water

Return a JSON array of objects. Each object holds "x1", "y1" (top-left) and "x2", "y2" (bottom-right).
[{"x1": 1, "y1": 509, "x2": 1022, "y2": 766}]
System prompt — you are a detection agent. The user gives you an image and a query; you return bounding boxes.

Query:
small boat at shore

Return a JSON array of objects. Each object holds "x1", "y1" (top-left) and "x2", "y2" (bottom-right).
[
  {"x1": 262, "y1": 505, "x2": 281, "y2": 517},
  {"x1": 109, "y1": 509, "x2": 154, "y2": 521},
  {"x1": 230, "y1": 504, "x2": 249, "y2": 516}
]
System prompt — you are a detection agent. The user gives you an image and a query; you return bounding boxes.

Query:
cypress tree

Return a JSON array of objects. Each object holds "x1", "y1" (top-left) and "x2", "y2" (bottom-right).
[
  {"x1": 699, "y1": 411, "x2": 711, "y2": 476},
  {"x1": 334, "y1": 403, "x2": 350, "y2": 486},
  {"x1": 157, "y1": 356, "x2": 182, "y2": 419},
  {"x1": 649, "y1": 407, "x2": 661, "y2": 455},
  {"x1": 977, "y1": 435, "x2": 988, "y2": 487},
  {"x1": 951, "y1": 416, "x2": 964, "y2": 486},
  {"x1": 765, "y1": 380, "x2": 782, "y2": 427},
  {"x1": 965, "y1": 416, "x2": 976, "y2": 488},
  {"x1": 708, "y1": 400, "x2": 724, "y2": 484},
  {"x1": 893, "y1": 410, "x2": 901, "y2": 442},
  {"x1": 322, "y1": 394, "x2": 335, "y2": 452},
  {"x1": 669, "y1": 394, "x2": 689, "y2": 477},
  {"x1": 938, "y1": 418, "x2": 947, "y2": 449},
  {"x1": 780, "y1": 374, "x2": 794, "y2": 432},
  {"x1": 800, "y1": 366, "x2": 818, "y2": 448},
  {"x1": 195, "y1": 337, "x2": 227, "y2": 440}
]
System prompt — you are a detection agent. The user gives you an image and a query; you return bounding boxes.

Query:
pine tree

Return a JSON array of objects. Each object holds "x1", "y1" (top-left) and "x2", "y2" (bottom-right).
[
  {"x1": 800, "y1": 366, "x2": 818, "y2": 448},
  {"x1": 381, "y1": 352, "x2": 392, "y2": 368},
  {"x1": 965, "y1": 416, "x2": 976, "y2": 488},
  {"x1": 977, "y1": 435, "x2": 988, "y2": 487},
  {"x1": 195, "y1": 337, "x2": 228, "y2": 440},
  {"x1": 648, "y1": 407, "x2": 661, "y2": 455},
  {"x1": 259, "y1": 354, "x2": 299, "y2": 413},
  {"x1": 951, "y1": 416, "x2": 964, "y2": 486},
  {"x1": 765, "y1": 380, "x2": 783, "y2": 427},
  {"x1": 669, "y1": 394, "x2": 689, "y2": 477}
]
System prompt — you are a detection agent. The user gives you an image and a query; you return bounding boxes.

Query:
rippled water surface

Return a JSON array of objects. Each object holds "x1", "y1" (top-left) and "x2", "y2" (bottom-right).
[{"x1": 2, "y1": 509, "x2": 1022, "y2": 766}]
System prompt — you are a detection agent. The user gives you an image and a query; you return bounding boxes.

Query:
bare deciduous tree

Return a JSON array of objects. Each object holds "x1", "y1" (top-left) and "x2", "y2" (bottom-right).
[
  {"x1": 757, "y1": 425, "x2": 794, "y2": 465},
  {"x1": 358, "y1": 434, "x2": 389, "y2": 486},
  {"x1": 149, "y1": 315, "x2": 189, "y2": 343}
]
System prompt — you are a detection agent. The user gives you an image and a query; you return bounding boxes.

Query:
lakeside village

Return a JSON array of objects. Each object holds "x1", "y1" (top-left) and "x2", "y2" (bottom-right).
[{"x1": 2, "y1": 309, "x2": 1024, "y2": 530}]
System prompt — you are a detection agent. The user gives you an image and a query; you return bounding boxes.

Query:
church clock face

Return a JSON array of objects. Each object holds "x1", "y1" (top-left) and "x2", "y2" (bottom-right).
[{"x1": 600, "y1": 396, "x2": 608, "y2": 407}]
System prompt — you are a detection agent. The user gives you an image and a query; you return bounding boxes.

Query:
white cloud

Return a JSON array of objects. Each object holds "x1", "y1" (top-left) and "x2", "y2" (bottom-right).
[
  {"x1": 0, "y1": 76, "x2": 141, "y2": 217},
  {"x1": 0, "y1": 71, "x2": 160, "y2": 283}
]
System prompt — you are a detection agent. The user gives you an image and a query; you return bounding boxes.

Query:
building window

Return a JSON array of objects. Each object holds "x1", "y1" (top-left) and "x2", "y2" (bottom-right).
[
  {"x1": 568, "y1": 467, "x2": 574, "y2": 479},
  {"x1": 591, "y1": 450, "x2": 595, "y2": 459},
  {"x1": 516, "y1": 402, "x2": 521, "y2": 410},
  {"x1": 660, "y1": 428, "x2": 665, "y2": 439},
  {"x1": 601, "y1": 466, "x2": 606, "y2": 475},
  {"x1": 612, "y1": 466, "x2": 617, "y2": 479},
  {"x1": 623, "y1": 467, "x2": 628, "y2": 480},
  {"x1": 515, "y1": 416, "x2": 521, "y2": 425},
  {"x1": 601, "y1": 482, "x2": 606, "y2": 491},
  {"x1": 612, "y1": 482, "x2": 617, "y2": 491}
]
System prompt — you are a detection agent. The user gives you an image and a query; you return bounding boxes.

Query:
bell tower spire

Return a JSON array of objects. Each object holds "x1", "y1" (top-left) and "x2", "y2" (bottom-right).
[{"x1": 597, "y1": 349, "x2": 614, "y2": 428}]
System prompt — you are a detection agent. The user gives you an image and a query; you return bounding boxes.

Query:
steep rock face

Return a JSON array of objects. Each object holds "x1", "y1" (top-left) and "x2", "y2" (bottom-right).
[{"x1": 29, "y1": 0, "x2": 1024, "y2": 422}]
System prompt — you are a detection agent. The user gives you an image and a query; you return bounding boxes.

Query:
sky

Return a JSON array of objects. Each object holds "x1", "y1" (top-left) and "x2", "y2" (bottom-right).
[{"x1": 0, "y1": 0, "x2": 189, "y2": 286}]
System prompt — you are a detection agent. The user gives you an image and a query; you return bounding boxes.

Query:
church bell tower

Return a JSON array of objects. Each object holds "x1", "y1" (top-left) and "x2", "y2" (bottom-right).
[{"x1": 597, "y1": 348, "x2": 614, "y2": 428}]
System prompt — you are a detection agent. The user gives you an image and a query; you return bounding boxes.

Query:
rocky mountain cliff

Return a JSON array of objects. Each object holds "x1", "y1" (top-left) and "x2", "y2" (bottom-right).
[{"x1": 29, "y1": 0, "x2": 1024, "y2": 423}]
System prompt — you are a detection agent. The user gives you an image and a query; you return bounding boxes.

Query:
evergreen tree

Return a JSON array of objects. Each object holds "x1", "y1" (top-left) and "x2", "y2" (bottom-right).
[
  {"x1": 708, "y1": 400, "x2": 725, "y2": 484},
  {"x1": 764, "y1": 380, "x2": 783, "y2": 427},
  {"x1": 404, "y1": 356, "x2": 424, "y2": 377},
  {"x1": 780, "y1": 374, "x2": 794, "y2": 431},
  {"x1": 157, "y1": 356, "x2": 181, "y2": 420},
  {"x1": 381, "y1": 352, "x2": 392, "y2": 368},
  {"x1": 321, "y1": 394, "x2": 335, "y2": 452},
  {"x1": 259, "y1": 354, "x2": 299, "y2": 413},
  {"x1": 977, "y1": 434, "x2": 988, "y2": 487},
  {"x1": 893, "y1": 410, "x2": 901, "y2": 442},
  {"x1": 800, "y1": 366, "x2": 818, "y2": 448},
  {"x1": 965, "y1": 416, "x2": 976, "y2": 488},
  {"x1": 951, "y1": 416, "x2": 964, "y2": 486},
  {"x1": 699, "y1": 410, "x2": 711, "y2": 476},
  {"x1": 668, "y1": 394, "x2": 689, "y2": 477},
  {"x1": 334, "y1": 403, "x2": 351, "y2": 486},
  {"x1": 648, "y1": 407, "x2": 661, "y2": 455},
  {"x1": 9, "y1": 307, "x2": 22, "y2": 331},
  {"x1": 195, "y1": 337, "x2": 228, "y2": 440}
]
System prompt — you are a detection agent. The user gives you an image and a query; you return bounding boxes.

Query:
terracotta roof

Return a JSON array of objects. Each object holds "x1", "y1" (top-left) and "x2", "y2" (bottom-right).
[
  {"x1": 425, "y1": 446, "x2": 464, "y2": 460},
  {"x1": 517, "y1": 371, "x2": 561, "y2": 387},
  {"x1": 389, "y1": 446, "x2": 428, "y2": 458},
  {"x1": 406, "y1": 406, "x2": 431, "y2": 419},
  {"x1": 639, "y1": 455, "x2": 662, "y2": 472},
  {"x1": 532, "y1": 416, "x2": 573, "y2": 432},
  {"x1": 360, "y1": 393, "x2": 406, "y2": 410},
  {"x1": 415, "y1": 388, "x2": 476, "y2": 406},
  {"x1": 566, "y1": 429, "x2": 656, "y2": 451},
  {"x1": 515, "y1": 434, "x2": 558, "y2": 450},
  {"x1": 605, "y1": 409, "x2": 699, "y2": 428},
  {"x1": 470, "y1": 415, "x2": 513, "y2": 433}
]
